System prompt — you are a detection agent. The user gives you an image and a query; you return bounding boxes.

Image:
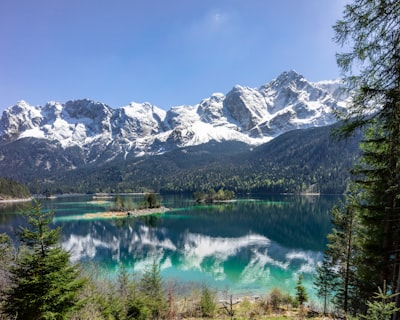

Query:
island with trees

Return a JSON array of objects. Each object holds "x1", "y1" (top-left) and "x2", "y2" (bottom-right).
[
  {"x1": 193, "y1": 188, "x2": 235, "y2": 203},
  {"x1": 84, "y1": 192, "x2": 169, "y2": 219}
]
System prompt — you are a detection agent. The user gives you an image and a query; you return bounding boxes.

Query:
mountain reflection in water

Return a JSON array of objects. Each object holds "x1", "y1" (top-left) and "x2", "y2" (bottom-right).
[{"x1": 0, "y1": 194, "x2": 338, "y2": 295}]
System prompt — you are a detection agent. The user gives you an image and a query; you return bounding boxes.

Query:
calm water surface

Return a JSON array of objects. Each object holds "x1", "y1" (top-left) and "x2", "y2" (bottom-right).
[{"x1": 0, "y1": 194, "x2": 338, "y2": 298}]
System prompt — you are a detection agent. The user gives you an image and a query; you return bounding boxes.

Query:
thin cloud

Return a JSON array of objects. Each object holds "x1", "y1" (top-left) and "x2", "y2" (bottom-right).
[{"x1": 187, "y1": 10, "x2": 237, "y2": 40}]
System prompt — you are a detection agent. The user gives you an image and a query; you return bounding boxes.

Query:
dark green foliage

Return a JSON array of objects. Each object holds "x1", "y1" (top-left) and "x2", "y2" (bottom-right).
[
  {"x1": 326, "y1": 190, "x2": 363, "y2": 315},
  {"x1": 3, "y1": 200, "x2": 86, "y2": 320},
  {"x1": 0, "y1": 233, "x2": 13, "y2": 275},
  {"x1": 333, "y1": 0, "x2": 400, "y2": 137},
  {"x1": 351, "y1": 124, "x2": 396, "y2": 300},
  {"x1": 139, "y1": 260, "x2": 167, "y2": 319},
  {"x1": 3, "y1": 125, "x2": 361, "y2": 195},
  {"x1": 117, "y1": 265, "x2": 130, "y2": 299},
  {"x1": 111, "y1": 195, "x2": 135, "y2": 212},
  {"x1": 193, "y1": 191, "x2": 206, "y2": 202},
  {"x1": 199, "y1": 285, "x2": 216, "y2": 318},
  {"x1": 295, "y1": 274, "x2": 308, "y2": 307},
  {"x1": 141, "y1": 125, "x2": 359, "y2": 195},
  {"x1": 115, "y1": 265, "x2": 130, "y2": 318},
  {"x1": 194, "y1": 188, "x2": 235, "y2": 203},
  {"x1": 0, "y1": 177, "x2": 30, "y2": 200},
  {"x1": 362, "y1": 288, "x2": 400, "y2": 320},
  {"x1": 113, "y1": 195, "x2": 124, "y2": 211},
  {"x1": 127, "y1": 297, "x2": 150, "y2": 320},
  {"x1": 314, "y1": 257, "x2": 337, "y2": 315},
  {"x1": 322, "y1": 124, "x2": 400, "y2": 315},
  {"x1": 0, "y1": 233, "x2": 13, "y2": 318},
  {"x1": 83, "y1": 263, "x2": 166, "y2": 320},
  {"x1": 320, "y1": 127, "x2": 398, "y2": 315},
  {"x1": 319, "y1": 0, "x2": 400, "y2": 317},
  {"x1": 143, "y1": 193, "x2": 160, "y2": 209}
]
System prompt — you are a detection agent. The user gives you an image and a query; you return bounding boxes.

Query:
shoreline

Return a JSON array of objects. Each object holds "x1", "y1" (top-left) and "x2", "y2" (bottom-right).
[
  {"x1": 83, "y1": 206, "x2": 169, "y2": 219},
  {"x1": 0, "y1": 197, "x2": 33, "y2": 203}
]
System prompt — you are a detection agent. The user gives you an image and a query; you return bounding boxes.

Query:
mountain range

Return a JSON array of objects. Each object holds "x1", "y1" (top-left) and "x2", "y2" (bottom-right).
[{"x1": 0, "y1": 70, "x2": 358, "y2": 194}]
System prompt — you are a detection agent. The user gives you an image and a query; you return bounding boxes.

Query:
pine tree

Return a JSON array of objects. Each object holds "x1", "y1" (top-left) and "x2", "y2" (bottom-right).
[
  {"x1": 325, "y1": 190, "x2": 363, "y2": 315},
  {"x1": 330, "y1": 0, "x2": 400, "y2": 316},
  {"x1": 139, "y1": 259, "x2": 167, "y2": 320},
  {"x1": 363, "y1": 287, "x2": 400, "y2": 320},
  {"x1": 144, "y1": 193, "x2": 160, "y2": 209},
  {"x1": 314, "y1": 257, "x2": 337, "y2": 315},
  {"x1": 3, "y1": 200, "x2": 86, "y2": 320},
  {"x1": 295, "y1": 274, "x2": 308, "y2": 311},
  {"x1": 114, "y1": 195, "x2": 124, "y2": 211},
  {"x1": 0, "y1": 233, "x2": 14, "y2": 318},
  {"x1": 199, "y1": 285, "x2": 216, "y2": 318},
  {"x1": 351, "y1": 124, "x2": 396, "y2": 296}
]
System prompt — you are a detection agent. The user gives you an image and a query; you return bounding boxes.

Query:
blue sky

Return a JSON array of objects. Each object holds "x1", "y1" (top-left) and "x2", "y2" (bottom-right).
[{"x1": 0, "y1": 0, "x2": 348, "y2": 112}]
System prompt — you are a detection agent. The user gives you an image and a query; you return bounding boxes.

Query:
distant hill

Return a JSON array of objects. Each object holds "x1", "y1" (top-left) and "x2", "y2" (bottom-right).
[{"x1": 0, "y1": 178, "x2": 31, "y2": 200}]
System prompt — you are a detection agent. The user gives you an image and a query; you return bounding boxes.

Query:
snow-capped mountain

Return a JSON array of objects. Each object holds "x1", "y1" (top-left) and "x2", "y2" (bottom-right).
[{"x1": 0, "y1": 70, "x2": 348, "y2": 162}]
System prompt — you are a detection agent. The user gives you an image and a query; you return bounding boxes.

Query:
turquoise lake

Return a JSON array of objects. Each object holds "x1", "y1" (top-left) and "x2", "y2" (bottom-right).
[{"x1": 0, "y1": 194, "x2": 338, "y2": 299}]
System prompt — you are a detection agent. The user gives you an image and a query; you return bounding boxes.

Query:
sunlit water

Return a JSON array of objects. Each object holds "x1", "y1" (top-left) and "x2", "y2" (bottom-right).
[{"x1": 0, "y1": 194, "x2": 339, "y2": 300}]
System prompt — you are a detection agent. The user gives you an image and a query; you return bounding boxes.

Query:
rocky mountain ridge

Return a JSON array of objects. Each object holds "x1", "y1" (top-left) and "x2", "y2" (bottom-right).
[{"x1": 0, "y1": 70, "x2": 348, "y2": 164}]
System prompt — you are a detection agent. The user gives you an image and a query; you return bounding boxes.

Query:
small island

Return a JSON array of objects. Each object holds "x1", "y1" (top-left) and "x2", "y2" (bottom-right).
[
  {"x1": 84, "y1": 192, "x2": 168, "y2": 219},
  {"x1": 193, "y1": 188, "x2": 235, "y2": 203},
  {"x1": 83, "y1": 207, "x2": 169, "y2": 219}
]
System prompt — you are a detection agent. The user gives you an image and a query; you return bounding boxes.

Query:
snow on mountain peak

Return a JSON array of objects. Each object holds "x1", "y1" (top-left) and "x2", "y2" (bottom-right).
[
  {"x1": 0, "y1": 71, "x2": 349, "y2": 158},
  {"x1": 275, "y1": 69, "x2": 304, "y2": 83},
  {"x1": 0, "y1": 100, "x2": 43, "y2": 136}
]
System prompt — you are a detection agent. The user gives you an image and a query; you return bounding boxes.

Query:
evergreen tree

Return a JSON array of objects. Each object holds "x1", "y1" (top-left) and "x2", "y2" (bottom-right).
[
  {"x1": 3, "y1": 200, "x2": 86, "y2": 320},
  {"x1": 295, "y1": 274, "x2": 308, "y2": 310},
  {"x1": 326, "y1": 190, "x2": 363, "y2": 315},
  {"x1": 363, "y1": 287, "x2": 400, "y2": 320},
  {"x1": 144, "y1": 193, "x2": 160, "y2": 209},
  {"x1": 114, "y1": 195, "x2": 124, "y2": 211},
  {"x1": 0, "y1": 233, "x2": 14, "y2": 318},
  {"x1": 329, "y1": 0, "x2": 400, "y2": 316},
  {"x1": 351, "y1": 124, "x2": 397, "y2": 299},
  {"x1": 207, "y1": 189, "x2": 216, "y2": 202},
  {"x1": 314, "y1": 257, "x2": 337, "y2": 315},
  {"x1": 117, "y1": 264, "x2": 130, "y2": 301},
  {"x1": 199, "y1": 285, "x2": 216, "y2": 318},
  {"x1": 0, "y1": 233, "x2": 13, "y2": 284},
  {"x1": 139, "y1": 259, "x2": 167, "y2": 320}
]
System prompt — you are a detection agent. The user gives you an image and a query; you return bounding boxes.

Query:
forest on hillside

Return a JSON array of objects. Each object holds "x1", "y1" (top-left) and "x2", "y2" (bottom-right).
[
  {"x1": 0, "y1": 178, "x2": 30, "y2": 200},
  {"x1": 29, "y1": 124, "x2": 361, "y2": 195}
]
